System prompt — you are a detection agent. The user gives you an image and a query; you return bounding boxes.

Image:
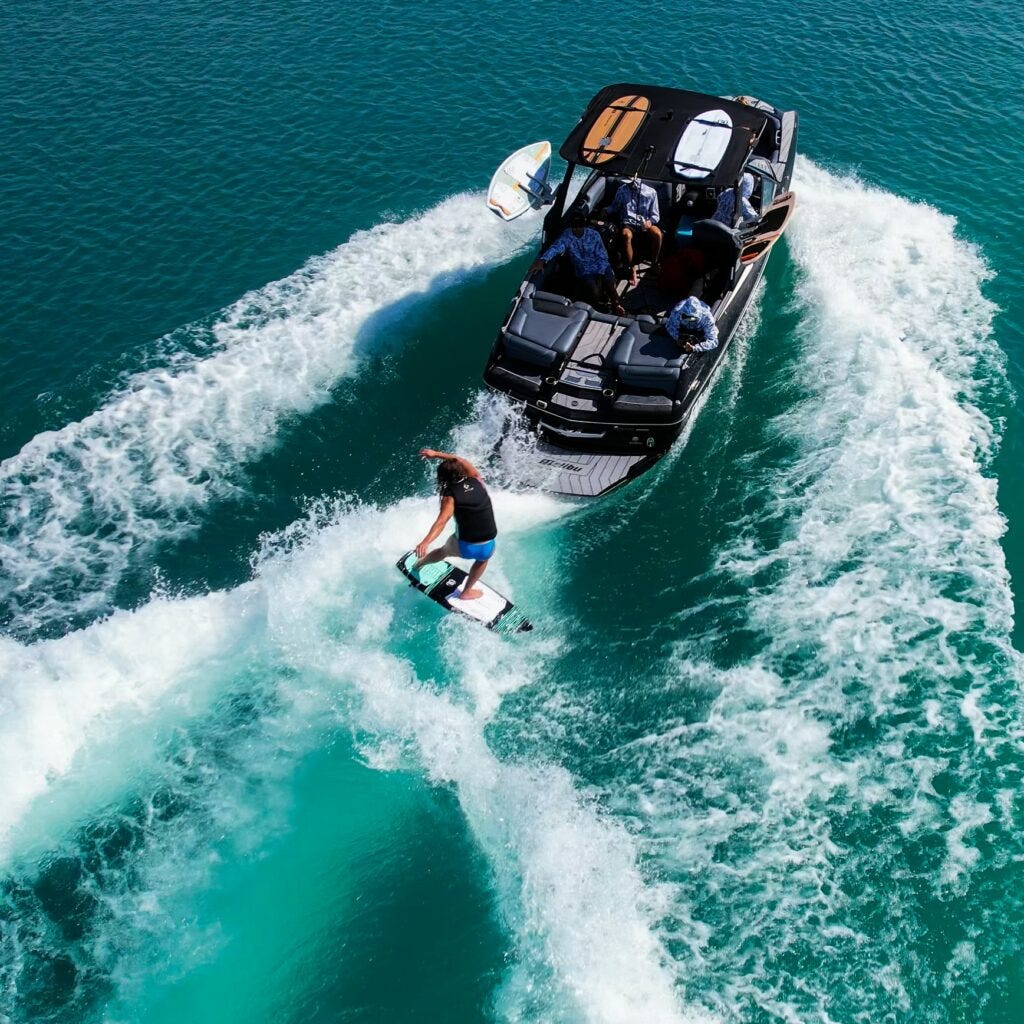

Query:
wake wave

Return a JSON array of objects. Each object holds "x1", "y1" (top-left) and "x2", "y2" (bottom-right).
[
  {"x1": 3, "y1": 159, "x2": 1017, "y2": 1024},
  {"x1": 0, "y1": 493, "x2": 702, "y2": 1024},
  {"x1": 0, "y1": 195, "x2": 535, "y2": 636},
  {"x1": 606, "y1": 159, "x2": 1022, "y2": 1021}
]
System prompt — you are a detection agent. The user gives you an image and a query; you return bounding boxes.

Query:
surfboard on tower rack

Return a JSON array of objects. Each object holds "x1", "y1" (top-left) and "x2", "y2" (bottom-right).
[
  {"x1": 396, "y1": 551, "x2": 533, "y2": 634},
  {"x1": 486, "y1": 141, "x2": 554, "y2": 222}
]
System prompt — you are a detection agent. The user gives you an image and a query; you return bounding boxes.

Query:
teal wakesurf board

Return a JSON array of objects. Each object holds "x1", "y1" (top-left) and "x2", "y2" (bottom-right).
[{"x1": 396, "y1": 551, "x2": 532, "y2": 634}]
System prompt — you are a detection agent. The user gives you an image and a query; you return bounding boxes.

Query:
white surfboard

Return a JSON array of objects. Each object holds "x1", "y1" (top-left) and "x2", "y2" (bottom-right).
[
  {"x1": 397, "y1": 552, "x2": 532, "y2": 634},
  {"x1": 487, "y1": 141, "x2": 552, "y2": 221},
  {"x1": 673, "y1": 109, "x2": 733, "y2": 179}
]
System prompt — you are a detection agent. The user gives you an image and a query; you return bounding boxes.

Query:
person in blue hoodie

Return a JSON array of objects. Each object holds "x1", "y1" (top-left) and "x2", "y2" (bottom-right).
[
  {"x1": 664, "y1": 295, "x2": 719, "y2": 353},
  {"x1": 531, "y1": 212, "x2": 625, "y2": 314},
  {"x1": 712, "y1": 172, "x2": 758, "y2": 227}
]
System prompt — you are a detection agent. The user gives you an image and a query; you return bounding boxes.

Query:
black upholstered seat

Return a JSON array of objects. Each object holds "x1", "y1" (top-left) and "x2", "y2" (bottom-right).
[
  {"x1": 608, "y1": 325, "x2": 684, "y2": 393},
  {"x1": 501, "y1": 297, "x2": 587, "y2": 369}
]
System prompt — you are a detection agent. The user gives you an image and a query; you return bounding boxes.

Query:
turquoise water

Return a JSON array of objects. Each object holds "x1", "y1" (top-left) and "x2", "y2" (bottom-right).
[{"x1": 3, "y1": 1, "x2": 1024, "y2": 1020}]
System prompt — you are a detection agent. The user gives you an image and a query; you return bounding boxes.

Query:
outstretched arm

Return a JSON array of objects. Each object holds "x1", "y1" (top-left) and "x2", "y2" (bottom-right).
[
  {"x1": 415, "y1": 496, "x2": 455, "y2": 558},
  {"x1": 532, "y1": 231, "x2": 569, "y2": 271},
  {"x1": 419, "y1": 448, "x2": 482, "y2": 479}
]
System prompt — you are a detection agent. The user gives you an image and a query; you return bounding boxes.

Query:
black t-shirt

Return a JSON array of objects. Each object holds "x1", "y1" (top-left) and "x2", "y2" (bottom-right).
[{"x1": 443, "y1": 476, "x2": 497, "y2": 543}]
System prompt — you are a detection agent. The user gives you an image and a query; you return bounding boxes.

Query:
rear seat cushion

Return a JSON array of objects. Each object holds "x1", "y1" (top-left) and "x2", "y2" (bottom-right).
[
  {"x1": 608, "y1": 325, "x2": 684, "y2": 393},
  {"x1": 613, "y1": 393, "x2": 675, "y2": 415},
  {"x1": 502, "y1": 300, "x2": 587, "y2": 368},
  {"x1": 532, "y1": 289, "x2": 571, "y2": 307}
]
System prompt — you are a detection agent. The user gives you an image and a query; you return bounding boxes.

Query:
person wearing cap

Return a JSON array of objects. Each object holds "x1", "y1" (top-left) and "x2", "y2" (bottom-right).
[
  {"x1": 664, "y1": 295, "x2": 719, "y2": 353},
  {"x1": 712, "y1": 173, "x2": 758, "y2": 227},
  {"x1": 531, "y1": 212, "x2": 625, "y2": 314},
  {"x1": 607, "y1": 177, "x2": 662, "y2": 286}
]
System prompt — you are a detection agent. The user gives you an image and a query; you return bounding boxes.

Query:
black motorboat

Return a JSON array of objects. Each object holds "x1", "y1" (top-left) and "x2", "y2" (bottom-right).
[{"x1": 483, "y1": 84, "x2": 797, "y2": 497}]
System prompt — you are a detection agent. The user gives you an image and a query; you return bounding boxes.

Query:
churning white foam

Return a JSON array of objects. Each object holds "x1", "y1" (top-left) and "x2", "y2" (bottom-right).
[
  {"x1": 606, "y1": 159, "x2": 1020, "y2": 1020},
  {"x1": 0, "y1": 195, "x2": 536, "y2": 633},
  {"x1": 738, "y1": 157, "x2": 1016, "y2": 789},
  {"x1": 0, "y1": 587, "x2": 266, "y2": 864},
  {"x1": 1, "y1": 487, "x2": 701, "y2": 1023},
  {"x1": 258, "y1": 493, "x2": 701, "y2": 1023}
]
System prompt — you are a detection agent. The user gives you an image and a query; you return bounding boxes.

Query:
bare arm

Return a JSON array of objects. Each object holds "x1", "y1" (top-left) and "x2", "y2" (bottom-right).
[
  {"x1": 419, "y1": 448, "x2": 481, "y2": 479},
  {"x1": 415, "y1": 496, "x2": 455, "y2": 558}
]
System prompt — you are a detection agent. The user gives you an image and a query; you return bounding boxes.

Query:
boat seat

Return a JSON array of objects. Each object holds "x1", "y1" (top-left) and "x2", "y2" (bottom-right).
[
  {"x1": 612, "y1": 393, "x2": 675, "y2": 416},
  {"x1": 690, "y1": 218, "x2": 740, "y2": 291},
  {"x1": 502, "y1": 297, "x2": 588, "y2": 369},
  {"x1": 532, "y1": 289, "x2": 572, "y2": 307},
  {"x1": 574, "y1": 176, "x2": 609, "y2": 217},
  {"x1": 520, "y1": 282, "x2": 573, "y2": 311},
  {"x1": 607, "y1": 324, "x2": 684, "y2": 393}
]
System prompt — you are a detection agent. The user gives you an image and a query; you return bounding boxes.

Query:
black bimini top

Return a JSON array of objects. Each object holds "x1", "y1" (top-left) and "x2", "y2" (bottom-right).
[{"x1": 559, "y1": 83, "x2": 770, "y2": 186}]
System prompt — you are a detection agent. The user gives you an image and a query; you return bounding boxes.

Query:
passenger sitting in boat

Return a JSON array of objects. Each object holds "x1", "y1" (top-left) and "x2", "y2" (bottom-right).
[
  {"x1": 664, "y1": 294, "x2": 719, "y2": 353},
  {"x1": 712, "y1": 173, "x2": 758, "y2": 227},
  {"x1": 606, "y1": 176, "x2": 662, "y2": 287},
  {"x1": 531, "y1": 212, "x2": 625, "y2": 315}
]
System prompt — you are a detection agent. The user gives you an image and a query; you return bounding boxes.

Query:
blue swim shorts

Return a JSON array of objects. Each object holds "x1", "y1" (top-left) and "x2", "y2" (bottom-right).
[{"x1": 457, "y1": 537, "x2": 496, "y2": 561}]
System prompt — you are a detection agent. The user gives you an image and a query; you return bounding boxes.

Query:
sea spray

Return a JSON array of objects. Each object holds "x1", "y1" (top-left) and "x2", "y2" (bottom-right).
[
  {"x1": 599, "y1": 159, "x2": 1021, "y2": 1022},
  {"x1": 2, "y1": 490, "x2": 705, "y2": 1022},
  {"x1": 0, "y1": 196, "x2": 537, "y2": 636},
  {"x1": 256, "y1": 493, "x2": 701, "y2": 1024}
]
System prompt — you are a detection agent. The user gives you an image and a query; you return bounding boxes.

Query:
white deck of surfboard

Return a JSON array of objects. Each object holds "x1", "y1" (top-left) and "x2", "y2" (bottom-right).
[
  {"x1": 487, "y1": 141, "x2": 551, "y2": 221},
  {"x1": 673, "y1": 109, "x2": 733, "y2": 179},
  {"x1": 444, "y1": 577, "x2": 507, "y2": 623}
]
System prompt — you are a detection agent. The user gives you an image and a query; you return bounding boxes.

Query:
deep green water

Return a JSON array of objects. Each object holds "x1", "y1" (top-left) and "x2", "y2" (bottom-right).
[{"x1": 3, "y1": 1, "x2": 1024, "y2": 1021}]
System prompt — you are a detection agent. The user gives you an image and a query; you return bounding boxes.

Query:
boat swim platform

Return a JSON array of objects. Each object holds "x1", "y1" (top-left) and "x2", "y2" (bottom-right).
[{"x1": 534, "y1": 442, "x2": 650, "y2": 497}]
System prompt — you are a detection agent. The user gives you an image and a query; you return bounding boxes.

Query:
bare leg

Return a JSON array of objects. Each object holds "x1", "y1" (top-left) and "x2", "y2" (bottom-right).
[
  {"x1": 602, "y1": 272, "x2": 625, "y2": 314},
  {"x1": 457, "y1": 559, "x2": 490, "y2": 600},
  {"x1": 621, "y1": 226, "x2": 636, "y2": 267},
  {"x1": 647, "y1": 224, "x2": 663, "y2": 265},
  {"x1": 414, "y1": 534, "x2": 459, "y2": 570},
  {"x1": 621, "y1": 227, "x2": 637, "y2": 284}
]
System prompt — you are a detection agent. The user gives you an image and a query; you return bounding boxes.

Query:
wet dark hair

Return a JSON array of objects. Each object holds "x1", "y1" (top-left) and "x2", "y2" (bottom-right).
[{"x1": 436, "y1": 458, "x2": 463, "y2": 494}]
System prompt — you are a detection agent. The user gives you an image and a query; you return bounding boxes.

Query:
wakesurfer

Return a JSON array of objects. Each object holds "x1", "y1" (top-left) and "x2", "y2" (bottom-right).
[{"x1": 414, "y1": 448, "x2": 497, "y2": 601}]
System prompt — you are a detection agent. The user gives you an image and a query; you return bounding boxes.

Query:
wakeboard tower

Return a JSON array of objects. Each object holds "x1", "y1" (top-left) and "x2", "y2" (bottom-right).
[{"x1": 483, "y1": 84, "x2": 798, "y2": 497}]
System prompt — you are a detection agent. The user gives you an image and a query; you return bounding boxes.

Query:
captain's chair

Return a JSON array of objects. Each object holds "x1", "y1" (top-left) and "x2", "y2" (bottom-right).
[{"x1": 690, "y1": 219, "x2": 741, "y2": 299}]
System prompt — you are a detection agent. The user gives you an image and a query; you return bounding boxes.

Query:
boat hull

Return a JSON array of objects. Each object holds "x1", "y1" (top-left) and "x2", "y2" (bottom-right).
[{"x1": 481, "y1": 87, "x2": 797, "y2": 498}]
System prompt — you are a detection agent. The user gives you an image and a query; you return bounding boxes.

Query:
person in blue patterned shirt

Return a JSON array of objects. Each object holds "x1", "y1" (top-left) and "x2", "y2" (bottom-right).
[
  {"x1": 531, "y1": 212, "x2": 625, "y2": 314},
  {"x1": 664, "y1": 295, "x2": 719, "y2": 352},
  {"x1": 712, "y1": 172, "x2": 758, "y2": 227},
  {"x1": 607, "y1": 177, "x2": 663, "y2": 286}
]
